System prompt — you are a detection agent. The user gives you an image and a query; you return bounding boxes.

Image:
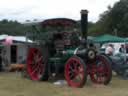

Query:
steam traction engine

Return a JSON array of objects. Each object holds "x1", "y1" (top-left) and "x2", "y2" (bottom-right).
[{"x1": 26, "y1": 10, "x2": 112, "y2": 88}]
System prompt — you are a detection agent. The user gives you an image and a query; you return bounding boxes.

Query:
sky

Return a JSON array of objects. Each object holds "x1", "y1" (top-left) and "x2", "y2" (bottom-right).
[{"x1": 0, "y1": 0, "x2": 119, "y2": 23}]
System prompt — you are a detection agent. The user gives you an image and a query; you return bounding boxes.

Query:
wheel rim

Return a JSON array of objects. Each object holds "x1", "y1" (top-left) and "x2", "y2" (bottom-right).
[
  {"x1": 65, "y1": 57, "x2": 85, "y2": 87},
  {"x1": 27, "y1": 48, "x2": 44, "y2": 81},
  {"x1": 90, "y1": 56, "x2": 111, "y2": 84}
]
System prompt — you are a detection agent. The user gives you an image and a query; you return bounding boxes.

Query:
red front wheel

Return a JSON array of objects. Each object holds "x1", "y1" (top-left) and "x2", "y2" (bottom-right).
[
  {"x1": 65, "y1": 56, "x2": 87, "y2": 88},
  {"x1": 89, "y1": 55, "x2": 112, "y2": 85}
]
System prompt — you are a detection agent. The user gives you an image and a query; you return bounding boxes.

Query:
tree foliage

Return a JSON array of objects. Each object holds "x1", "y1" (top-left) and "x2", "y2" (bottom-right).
[
  {"x1": 88, "y1": 0, "x2": 128, "y2": 37},
  {"x1": 1, "y1": 0, "x2": 128, "y2": 37},
  {"x1": 0, "y1": 19, "x2": 31, "y2": 36}
]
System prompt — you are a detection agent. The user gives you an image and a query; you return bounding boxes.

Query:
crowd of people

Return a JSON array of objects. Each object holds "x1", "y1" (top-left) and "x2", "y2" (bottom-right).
[{"x1": 105, "y1": 43, "x2": 128, "y2": 56}]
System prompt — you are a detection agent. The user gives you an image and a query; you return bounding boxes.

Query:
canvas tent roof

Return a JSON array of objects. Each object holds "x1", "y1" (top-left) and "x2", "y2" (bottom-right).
[
  {"x1": 0, "y1": 34, "x2": 32, "y2": 43},
  {"x1": 125, "y1": 38, "x2": 128, "y2": 42},
  {"x1": 0, "y1": 34, "x2": 8, "y2": 40},
  {"x1": 13, "y1": 36, "x2": 32, "y2": 43},
  {"x1": 94, "y1": 34, "x2": 124, "y2": 43}
]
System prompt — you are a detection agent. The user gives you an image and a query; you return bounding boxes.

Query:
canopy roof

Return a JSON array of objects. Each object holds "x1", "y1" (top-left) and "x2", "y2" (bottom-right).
[
  {"x1": 125, "y1": 38, "x2": 128, "y2": 42},
  {"x1": 94, "y1": 34, "x2": 125, "y2": 43},
  {"x1": 40, "y1": 18, "x2": 77, "y2": 28},
  {"x1": 0, "y1": 34, "x2": 32, "y2": 43}
]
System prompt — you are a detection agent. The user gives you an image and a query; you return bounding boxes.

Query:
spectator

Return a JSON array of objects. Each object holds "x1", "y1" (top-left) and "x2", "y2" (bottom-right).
[
  {"x1": 105, "y1": 44, "x2": 114, "y2": 56},
  {"x1": 119, "y1": 44, "x2": 125, "y2": 53},
  {"x1": 126, "y1": 44, "x2": 128, "y2": 53}
]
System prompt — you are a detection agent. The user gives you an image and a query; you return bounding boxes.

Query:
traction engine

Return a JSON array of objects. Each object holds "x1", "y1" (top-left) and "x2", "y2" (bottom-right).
[{"x1": 26, "y1": 10, "x2": 112, "y2": 88}]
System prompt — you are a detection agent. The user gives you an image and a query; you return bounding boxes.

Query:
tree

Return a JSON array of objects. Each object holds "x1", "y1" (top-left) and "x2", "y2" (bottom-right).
[
  {"x1": 0, "y1": 19, "x2": 31, "y2": 36},
  {"x1": 89, "y1": 0, "x2": 128, "y2": 37}
]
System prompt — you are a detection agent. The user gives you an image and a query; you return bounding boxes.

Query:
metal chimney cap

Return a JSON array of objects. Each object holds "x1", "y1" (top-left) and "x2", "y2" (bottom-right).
[{"x1": 81, "y1": 10, "x2": 88, "y2": 14}]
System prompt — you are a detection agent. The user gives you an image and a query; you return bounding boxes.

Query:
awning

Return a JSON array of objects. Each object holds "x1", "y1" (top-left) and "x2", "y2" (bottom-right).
[{"x1": 94, "y1": 34, "x2": 124, "y2": 43}]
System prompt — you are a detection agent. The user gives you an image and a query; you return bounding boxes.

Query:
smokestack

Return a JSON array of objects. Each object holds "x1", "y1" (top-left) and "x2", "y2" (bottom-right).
[{"x1": 80, "y1": 10, "x2": 88, "y2": 40}]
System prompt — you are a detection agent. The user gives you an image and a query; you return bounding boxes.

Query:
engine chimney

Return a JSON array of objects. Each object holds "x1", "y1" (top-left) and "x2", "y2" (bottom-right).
[{"x1": 80, "y1": 10, "x2": 88, "y2": 40}]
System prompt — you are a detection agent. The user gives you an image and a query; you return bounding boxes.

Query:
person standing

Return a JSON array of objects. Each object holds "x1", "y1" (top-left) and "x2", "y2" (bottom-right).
[
  {"x1": 119, "y1": 44, "x2": 125, "y2": 53},
  {"x1": 105, "y1": 44, "x2": 115, "y2": 56}
]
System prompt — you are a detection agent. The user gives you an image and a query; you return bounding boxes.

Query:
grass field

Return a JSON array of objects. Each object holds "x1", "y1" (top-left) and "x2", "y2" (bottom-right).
[{"x1": 0, "y1": 72, "x2": 127, "y2": 96}]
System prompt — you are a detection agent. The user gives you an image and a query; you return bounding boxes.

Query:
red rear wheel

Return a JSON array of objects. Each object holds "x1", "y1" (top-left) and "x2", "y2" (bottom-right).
[
  {"x1": 89, "y1": 55, "x2": 112, "y2": 85},
  {"x1": 27, "y1": 48, "x2": 48, "y2": 81},
  {"x1": 65, "y1": 56, "x2": 87, "y2": 88}
]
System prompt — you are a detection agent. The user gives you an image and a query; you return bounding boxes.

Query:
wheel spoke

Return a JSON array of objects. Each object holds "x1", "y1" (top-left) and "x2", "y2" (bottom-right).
[
  {"x1": 39, "y1": 62, "x2": 44, "y2": 73},
  {"x1": 74, "y1": 63, "x2": 79, "y2": 74},
  {"x1": 30, "y1": 63, "x2": 40, "y2": 76},
  {"x1": 72, "y1": 75, "x2": 81, "y2": 82},
  {"x1": 75, "y1": 66, "x2": 83, "y2": 76},
  {"x1": 36, "y1": 55, "x2": 44, "y2": 76},
  {"x1": 31, "y1": 63, "x2": 38, "y2": 70},
  {"x1": 69, "y1": 65, "x2": 74, "y2": 72},
  {"x1": 97, "y1": 76, "x2": 102, "y2": 83},
  {"x1": 31, "y1": 50, "x2": 37, "y2": 57},
  {"x1": 37, "y1": 56, "x2": 43, "y2": 63},
  {"x1": 69, "y1": 73, "x2": 75, "y2": 79},
  {"x1": 34, "y1": 53, "x2": 41, "y2": 63}
]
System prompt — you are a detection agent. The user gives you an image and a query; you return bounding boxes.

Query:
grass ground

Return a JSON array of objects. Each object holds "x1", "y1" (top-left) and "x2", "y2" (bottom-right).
[{"x1": 0, "y1": 72, "x2": 127, "y2": 96}]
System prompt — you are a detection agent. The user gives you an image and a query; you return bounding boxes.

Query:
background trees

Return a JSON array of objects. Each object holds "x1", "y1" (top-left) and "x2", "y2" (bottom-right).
[
  {"x1": 0, "y1": 0, "x2": 128, "y2": 37},
  {"x1": 88, "y1": 0, "x2": 128, "y2": 37},
  {"x1": 0, "y1": 19, "x2": 31, "y2": 36}
]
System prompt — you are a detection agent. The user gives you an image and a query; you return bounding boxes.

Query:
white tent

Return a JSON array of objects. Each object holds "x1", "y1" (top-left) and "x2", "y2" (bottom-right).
[{"x1": 0, "y1": 34, "x2": 33, "y2": 68}]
